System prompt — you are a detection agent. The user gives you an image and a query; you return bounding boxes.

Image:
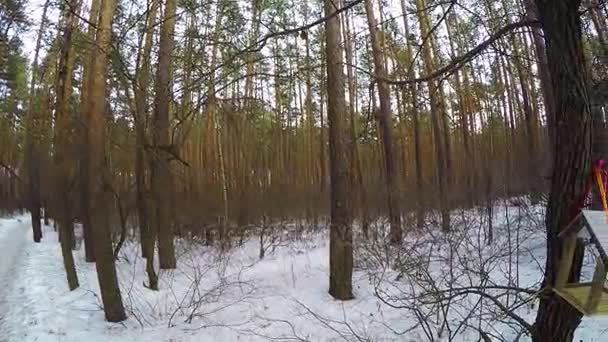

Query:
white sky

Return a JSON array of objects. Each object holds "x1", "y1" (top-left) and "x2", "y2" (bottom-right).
[{"x1": 22, "y1": 0, "x2": 60, "y2": 63}]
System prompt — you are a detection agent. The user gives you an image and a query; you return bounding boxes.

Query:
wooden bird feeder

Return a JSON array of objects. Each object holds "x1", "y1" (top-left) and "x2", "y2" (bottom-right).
[{"x1": 555, "y1": 210, "x2": 608, "y2": 315}]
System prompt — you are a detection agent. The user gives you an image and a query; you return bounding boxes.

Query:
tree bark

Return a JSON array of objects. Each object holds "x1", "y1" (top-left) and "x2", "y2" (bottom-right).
[
  {"x1": 415, "y1": 0, "x2": 450, "y2": 232},
  {"x1": 79, "y1": 0, "x2": 101, "y2": 263},
  {"x1": 152, "y1": 0, "x2": 178, "y2": 269},
  {"x1": 523, "y1": 0, "x2": 555, "y2": 159},
  {"x1": 244, "y1": 0, "x2": 261, "y2": 102},
  {"x1": 444, "y1": 7, "x2": 474, "y2": 207},
  {"x1": 87, "y1": 0, "x2": 127, "y2": 322},
  {"x1": 25, "y1": 0, "x2": 49, "y2": 243},
  {"x1": 54, "y1": 0, "x2": 81, "y2": 291},
  {"x1": 399, "y1": 0, "x2": 424, "y2": 230},
  {"x1": 325, "y1": 0, "x2": 353, "y2": 301},
  {"x1": 364, "y1": 0, "x2": 402, "y2": 243},
  {"x1": 533, "y1": 1, "x2": 591, "y2": 340},
  {"x1": 134, "y1": 0, "x2": 158, "y2": 289},
  {"x1": 343, "y1": 12, "x2": 369, "y2": 236},
  {"x1": 512, "y1": 39, "x2": 541, "y2": 201}
]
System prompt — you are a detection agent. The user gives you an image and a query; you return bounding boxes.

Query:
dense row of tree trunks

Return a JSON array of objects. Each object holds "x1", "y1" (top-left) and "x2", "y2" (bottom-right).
[
  {"x1": 523, "y1": 0, "x2": 555, "y2": 158},
  {"x1": 11, "y1": 0, "x2": 599, "y2": 334},
  {"x1": 399, "y1": 0, "x2": 424, "y2": 230},
  {"x1": 415, "y1": 0, "x2": 450, "y2": 232},
  {"x1": 512, "y1": 37, "x2": 541, "y2": 202},
  {"x1": 343, "y1": 10, "x2": 369, "y2": 236},
  {"x1": 205, "y1": 0, "x2": 229, "y2": 245},
  {"x1": 499, "y1": 0, "x2": 542, "y2": 202},
  {"x1": 244, "y1": 0, "x2": 261, "y2": 101}
]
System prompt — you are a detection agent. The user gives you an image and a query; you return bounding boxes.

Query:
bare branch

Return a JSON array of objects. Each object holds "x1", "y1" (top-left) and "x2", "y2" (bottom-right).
[
  {"x1": 0, "y1": 161, "x2": 23, "y2": 183},
  {"x1": 366, "y1": 20, "x2": 541, "y2": 85}
]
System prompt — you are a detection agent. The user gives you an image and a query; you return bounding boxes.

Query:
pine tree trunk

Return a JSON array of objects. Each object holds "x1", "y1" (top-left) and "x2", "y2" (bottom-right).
[
  {"x1": 54, "y1": 0, "x2": 81, "y2": 290},
  {"x1": 400, "y1": 0, "x2": 424, "y2": 230},
  {"x1": 514, "y1": 48, "x2": 541, "y2": 201},
  {"x1": 325, "y1": 0, "x2": 353, "y2": 301},
  {"x1": 533, "y1": 1, "x2": 590, "y2": 340},
  {"x1": 305, "y1": 3, "x2": 317, "y2": 220},
  {"x1": 415, "y1": 0, "x2": 450, "y2": 232},
  {"x1": 523, "y1": 0, "x2": 556, "y2": 167},
  {"x1": 444, "y1": 8, "x2": 474, "y2": 207},
  {"x1": 364, "y1": 0, "x2": 402, "y2": 243},
  {"x1": 87, "y1": 0, "x2": 127, "y2": 322},
  {"x1": 151, "y1": 0, "x2": 178, "y2": 269},
  {"x1": 25, "y1": 0, "x2": 49, "y2": 243},
  {"x1": 344, "y1": 12, "x2": 369, "y2": 236},
  {"x1": 79, "y1": 0, "x2": 101, "y2": 263},
  {"x1": 244, "y1": 0, "x2": 261, "y2": 102},
  {"x1": 134, "y1": 0, "x2": 158, "y2": 289}
]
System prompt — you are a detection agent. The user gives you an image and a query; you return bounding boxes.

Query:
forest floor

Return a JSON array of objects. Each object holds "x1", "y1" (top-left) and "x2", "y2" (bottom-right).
[
  {"x1": 0, "y1": 204, "x2": 607, "y2": 342},
  {"x1": 0, "y1": 216, "x2": 29, "y2": 338}
]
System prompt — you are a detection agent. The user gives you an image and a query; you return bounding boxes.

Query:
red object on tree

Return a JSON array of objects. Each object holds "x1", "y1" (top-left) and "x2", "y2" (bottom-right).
[{"x1": 572, "y1": 159, "x2": 608, "y2": 219}]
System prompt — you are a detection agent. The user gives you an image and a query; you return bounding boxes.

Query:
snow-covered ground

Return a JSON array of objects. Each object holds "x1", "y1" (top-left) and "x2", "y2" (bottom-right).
[
  {"x1": 0, "y1": 205, "x2": 607, "y2": 341},
  {"x1": 0, "y1": 215, "x2": 30, "y2": 338}
]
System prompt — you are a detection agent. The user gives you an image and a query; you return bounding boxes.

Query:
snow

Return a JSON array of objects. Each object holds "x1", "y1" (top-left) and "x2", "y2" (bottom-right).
[
  {"x1": 0, "y1": 205, "x2": 607, "y2": 341},
  {"x1": 582, "y1": 210, "x2": 608, "y2": 258},
  {"x1": 0, "y1": 215, "x2": 30, "y2": 337}
]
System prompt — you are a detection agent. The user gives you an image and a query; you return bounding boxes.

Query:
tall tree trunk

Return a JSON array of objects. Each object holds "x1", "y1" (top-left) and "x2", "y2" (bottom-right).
[
  {"x1": 134, "y1": 0, "x2": 158, "y2": 289},
  {"x1": 364, "y1": 0, "x2": 402, "y2": 243},
  {"x1": 400, "y1": 0, "x2": 424, "y2": 230},
  {"x1": 344, "y1": 12, "x2": 369, "y2": 236},
  {"x1": 205, "y1": 0, "x2": 229, "y2": 245},
  {"x1": 25, "y1": 0, "x2": 50, "y2": 243},
  {"x1": 502, "y1": 0, "x2": 541, "y2": 202},
  {"x1": 444, "y1": 7, "x2": 474, "y2": 206},
  {"x1": 151, "y1": 0, "x2": 178, "y2": 269},
  {"x1": 87, "y1": 0, "x2": 127, "y2": 322},
  {"x1": 305, "y1": 2, "x2": 317, "y2": 220},
  {"x1": 244, "y1": 0, "x2": 261, "y2": 102},
  {"x1": 523, "y1": 0, "x2": 555, "y2": 166},
  {"x1": 533, "y1": 1, "x2": 590, "y2": 341},
  {"x1": 79, "y1": 0, "x2": 101, "y2": 262},
  {"x1": 54, "y1": 0, "x2": 81, "y2": 291},
  {"x1": 512, "y1": 37, "x2": 541, "y2": 201},
  {"x1": 415, "y1": 0, "x2": 450, "y2": 232},
  {"x1": 325, "y1": 0, "x2": 353, "y2": 301},
  {"x1": 320, "y1": 65, "x2": 327, "y2": 194}
]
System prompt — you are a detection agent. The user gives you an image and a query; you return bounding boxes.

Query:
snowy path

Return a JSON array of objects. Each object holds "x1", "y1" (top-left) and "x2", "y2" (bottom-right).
[{"x1": 0, "y1": 215, "x2": 30, "y2": 339}]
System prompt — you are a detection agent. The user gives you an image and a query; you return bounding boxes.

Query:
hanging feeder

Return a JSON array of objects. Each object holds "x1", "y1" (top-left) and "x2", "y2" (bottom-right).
[
  {"x1": 554, "y1": 160, "x2": 608, "y2": 315},
  {"x1": 555, "y1": 210, "x2": 608, "y2": 315}
]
